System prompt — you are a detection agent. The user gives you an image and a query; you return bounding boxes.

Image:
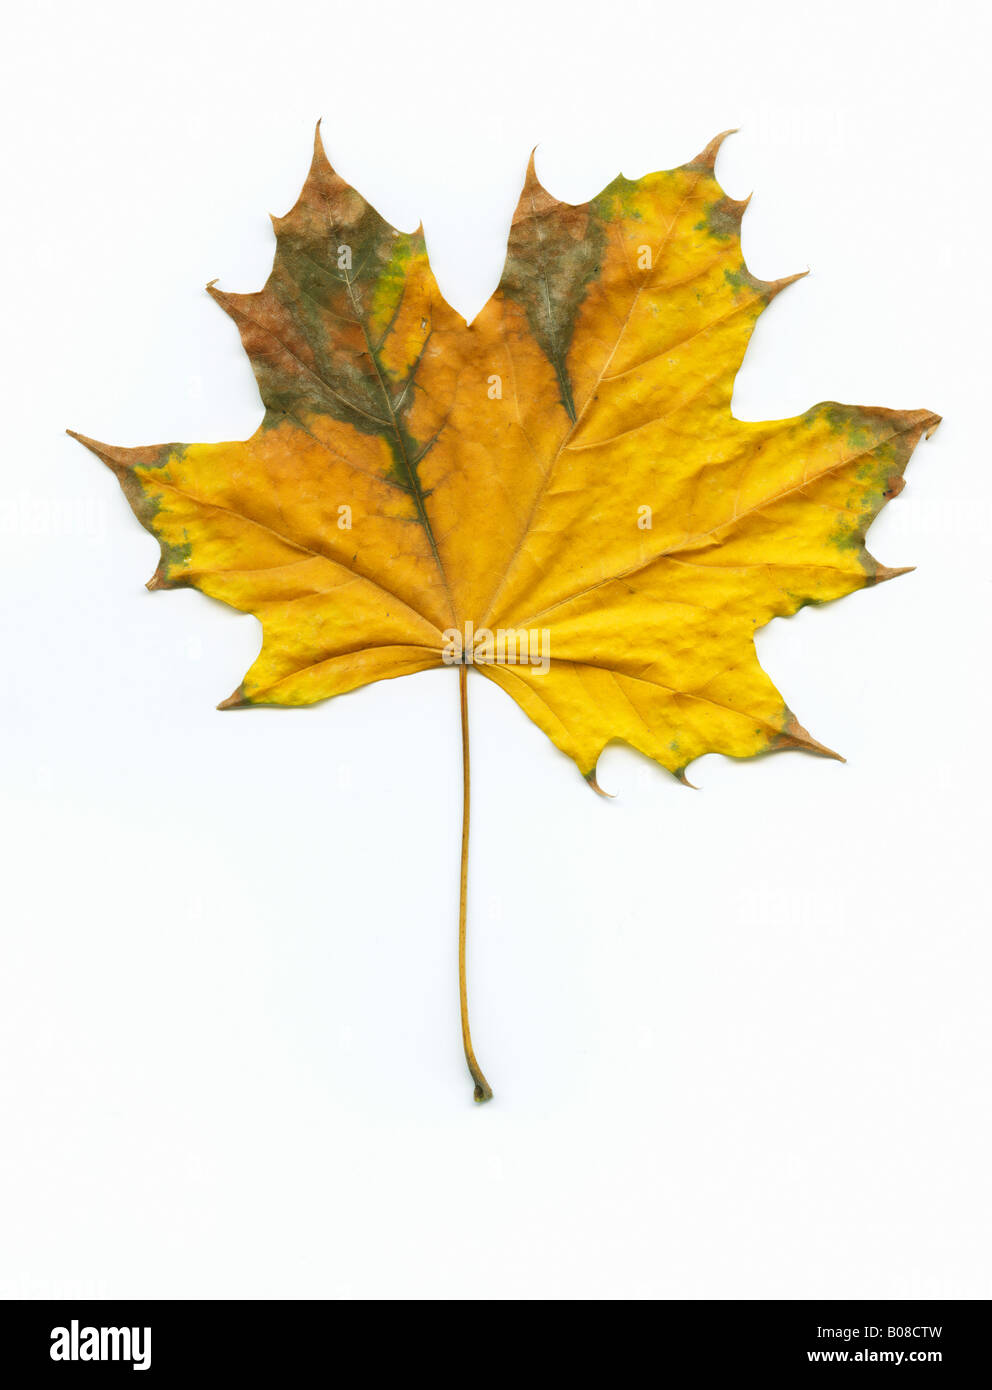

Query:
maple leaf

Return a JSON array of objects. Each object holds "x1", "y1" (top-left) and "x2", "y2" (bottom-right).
[{"x1": 70, "y1": 128, "x2": 938, "y2": 1102}]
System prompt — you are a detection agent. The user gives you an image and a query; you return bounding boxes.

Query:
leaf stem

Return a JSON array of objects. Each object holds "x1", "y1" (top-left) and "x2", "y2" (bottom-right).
[{"x1": 458, "y1": 663, "x2": 493, "y2": 1104}]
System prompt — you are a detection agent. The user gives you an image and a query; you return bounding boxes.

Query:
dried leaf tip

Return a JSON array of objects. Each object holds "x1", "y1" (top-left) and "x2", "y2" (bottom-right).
[
  {"x1": 765, "y1": 268, "x2": 810, "y2": 301},
  {"x1": 205, "y1": 281, "x2": 234, "y2": 314},
  {"x1": 784, "y1": 717, "x2": 845, "y2": 763},
  {"x1": 312, "y1": 118, "x2": 343, "y2": 179},
  {"x1": 585, "y1": 769, "x2": 615, "y2": 798},
  {"x1": 873, "y1": 563, "x2": 916, "y2": 585},
  {"x1": 524, "y1": 145, "x2": 543, "y2": 192},
  {"x1": 693, "y1": 128, "x2": 739, "y2": 171},
  {"x1": 65, "y1": 430, "x2": 126, "y2": 479}
]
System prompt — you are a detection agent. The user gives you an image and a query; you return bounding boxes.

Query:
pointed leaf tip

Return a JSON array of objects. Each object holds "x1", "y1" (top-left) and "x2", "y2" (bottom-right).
[
  {"x1": 585, "y1": 769, "x2": 615, "y2": 798},
  {"x1": 525, "y1": 144, "x2": 540, "y2": 183},
  {"x1": 694, "y1": 128, "x2": 738, "y2": 170},
  {"x1": 766, "y1": 268, "x2": 810, "y2": 300},
  {"x1": 311, "y1": 118, "x2": 334, "y2": 175},
  {"x1": 66, "y1": 431, "x2": 121, "y2": 473},
  {"x1": 873, "y1": 564, "x2": 915, "y2": 585},
  {"x1": 785, "y1": 717, "x2": 845, "y2": 763}
]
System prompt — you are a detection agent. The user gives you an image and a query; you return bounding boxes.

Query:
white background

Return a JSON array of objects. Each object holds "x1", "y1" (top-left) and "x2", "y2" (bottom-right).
[{"x1": 1, "y1": 0, "x2": 989, "y2": 1299}]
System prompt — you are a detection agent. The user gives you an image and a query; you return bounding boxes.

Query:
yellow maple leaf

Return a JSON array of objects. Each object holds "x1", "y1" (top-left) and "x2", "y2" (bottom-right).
[{"x1": 70, "y1": 128, "x2": 938, "y2": 1101}]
